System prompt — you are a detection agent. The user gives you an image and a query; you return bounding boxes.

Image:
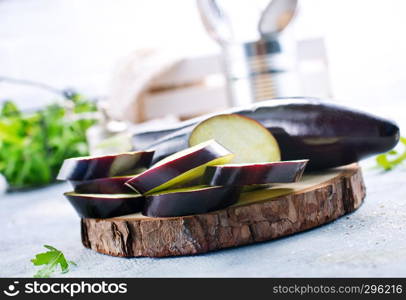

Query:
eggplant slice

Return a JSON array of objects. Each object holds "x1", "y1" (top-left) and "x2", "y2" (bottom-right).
[
  {"x1": 202, "y1": 160, "x2": 308, "y2": 186},
  {"x1": 126, "y1": 140, "x2": 234, "y2": 194},
  {"x1": 189, "y1": 114, "x2": 281, "y2": 163},
  {"x1": 57, "y1": 150, "x2": 154, "y2": 181},
  {"x1": 70, "y1": 176, "x2": 135, "y2": 194},
  {"x1": 64, "y1": 192, "x2": 144, "y2": 219},
  {"x1": 143, "y1": 186, "x2": 240, "y2": 218}
]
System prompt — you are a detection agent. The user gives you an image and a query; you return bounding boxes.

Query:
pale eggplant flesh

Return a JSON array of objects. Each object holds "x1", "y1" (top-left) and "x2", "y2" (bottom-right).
[
  {"x1": 132, "y1": 98, "x2": 400, "y2": 171},
  {"x1": 57, "y1": 150, "x2": 154, "y2": 181},
  {"x1": 202, "y1": 160, "x2": 308, "y2": 186},
  {"x1": 64, "y1": 192, "x2": 144, "y2": 219},
  {"x1": 143, "y1": 186, "x2": 240, "y2": 218},
  {"x1": 189, "y1": 114, "x2": 281, "y2": 163}
]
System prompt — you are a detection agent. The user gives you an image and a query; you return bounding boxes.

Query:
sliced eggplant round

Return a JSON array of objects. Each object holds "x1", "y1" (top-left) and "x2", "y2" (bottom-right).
[
  {"x1": 189, "y1": 114, "x2": 281, "y2": 163},
  {"x1": 202, "y1": 160, "x2": 308, "y2": 186},
  {"x1": 143, "y1": 186, "x2": 240, "y2": 218},
  {"x1": 125, "y1": 140, "x2": 234, "y2": 194},
  {"x1": 57, "y1": 150, "x2": 154, "y2": 181},
  {"x1": 70, "y1": 176, "x2": 135, "y2": 194},
  {"x1": 64, "y1": 192, "x2": 144, "y2": 219}
]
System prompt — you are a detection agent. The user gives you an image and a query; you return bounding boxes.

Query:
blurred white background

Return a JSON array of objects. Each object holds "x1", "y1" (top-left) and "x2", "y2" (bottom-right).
[{"x1": 0, "y1": 0, "x2": 405, "y2": 126}]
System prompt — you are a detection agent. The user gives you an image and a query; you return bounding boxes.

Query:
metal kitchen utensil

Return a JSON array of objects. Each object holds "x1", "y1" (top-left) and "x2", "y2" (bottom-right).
[
  {"x1": 259, "y1": 0, "x2": 298, "y2": 37},
  {"x1": 197, "y1": 0, "x2": 300, "y2": 106},
  {"x1": 196, "y1": 0, "x2": 232, "y2": 44}
]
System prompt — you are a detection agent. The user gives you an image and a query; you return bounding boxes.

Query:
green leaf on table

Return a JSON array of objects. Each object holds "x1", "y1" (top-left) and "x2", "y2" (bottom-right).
[
  {"x1": 376, "y1": 136, "x2": 406, "y2": 171},
  {"x1": 31, "y1": 245, "x2": 76, "y2": 278}
]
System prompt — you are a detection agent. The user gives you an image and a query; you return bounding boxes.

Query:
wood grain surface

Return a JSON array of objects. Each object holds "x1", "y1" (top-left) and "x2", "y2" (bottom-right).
[{"x1": 81, "y1": 164, "x2": 366, "y2": 257}]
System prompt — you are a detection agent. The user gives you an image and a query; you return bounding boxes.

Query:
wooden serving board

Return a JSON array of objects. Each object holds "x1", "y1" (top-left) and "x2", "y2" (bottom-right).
[{"x1": 81, "y1": 164, "x2": 366, "y2": 258}]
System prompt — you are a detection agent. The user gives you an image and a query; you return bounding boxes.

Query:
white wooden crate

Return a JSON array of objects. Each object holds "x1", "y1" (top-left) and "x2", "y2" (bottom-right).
[{"x1": 108, "y1": 38, "x2": 331, "y2": 122}]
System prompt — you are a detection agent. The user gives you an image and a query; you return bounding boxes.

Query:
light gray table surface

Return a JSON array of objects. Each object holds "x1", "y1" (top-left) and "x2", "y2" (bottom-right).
[{"x1": 1, "y1": 158, "x2": 405, "y2": 278}]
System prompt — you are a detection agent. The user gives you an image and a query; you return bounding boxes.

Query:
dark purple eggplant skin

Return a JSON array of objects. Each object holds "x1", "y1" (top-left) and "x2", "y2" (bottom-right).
[
  {"x1": 70, "y1": 176, "x2": 135, "y2": 194},
  {"x1": 57, "y1": 150, "x2": 154, "y2": 181},
  {"x1": 202, "y1": 160, "x2": 308, "y2": 186},
  {"x1": 133, "y1": 98, "x2": 400, "y2": 170},
  {"x1": 126, "y1": 141, "x2": 232, "y2": 194},
  {"x1": 142, "y1": 186, "x2": 240, "y2": 218},
  {"x1": 64, "y1": 192, "x2": 144, "y2": 219}
]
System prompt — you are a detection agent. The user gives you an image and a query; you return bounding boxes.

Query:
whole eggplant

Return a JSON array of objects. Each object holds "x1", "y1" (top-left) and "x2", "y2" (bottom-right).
[{"x1": 133, "y1": 97, "x2": 400, "y2": 171}]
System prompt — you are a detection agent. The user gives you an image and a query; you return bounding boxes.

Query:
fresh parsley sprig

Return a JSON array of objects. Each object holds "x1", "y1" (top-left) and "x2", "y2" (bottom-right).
[
  {"x1": 0, "y1": 94, "x2": 97, "y2": 189},
  {"x1": 376, "y1": 136, "x2": 406, "y2": 171},
  {"x1": 31, "y1": 245, "x2": 77, "y2": 278}
]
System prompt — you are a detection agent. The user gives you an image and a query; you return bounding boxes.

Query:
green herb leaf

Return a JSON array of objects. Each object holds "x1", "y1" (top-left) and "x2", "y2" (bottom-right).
[
  {"x1": 0, "y1": 95, "x2": 97, "y2": 189},
  {"x1": 376, "y1": 136, "x2": 406, "y2": 171},
  {"x1": 0, "y1": 100, "x2": 20, "y2": 117},
  {"x1": 31, "y1": 245, "x2": 76, "y2": 278}
]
